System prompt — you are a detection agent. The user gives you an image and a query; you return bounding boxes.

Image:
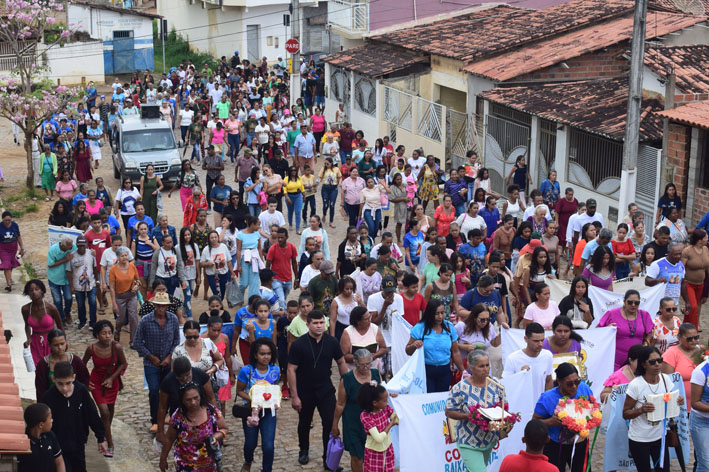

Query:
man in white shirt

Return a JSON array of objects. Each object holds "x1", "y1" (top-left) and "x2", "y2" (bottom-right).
[
  {"x1": 258, "y1": 198, "x2": 286, "y2": 244},
  {"x1": 321, "y1": 134, "x2": 339, "y2": 163},
  {"x1": 367, "y1": 276, "x2": 404, "y2": 376},
  {"x1": 522, "y1": 190, "x2": 552, "y2": 221},
  {"x1": 565, "y1": 203, "x2": 586, "y2": 246},
  {"x1": 146, "y1": 83, "x2": 157, "y2": 104},
  {"x1": 572, "y1": 198, "x2": 605, "y2": 243},
  {"x1": 503, "y1": 322, "x2": 553, "y2": 402}
]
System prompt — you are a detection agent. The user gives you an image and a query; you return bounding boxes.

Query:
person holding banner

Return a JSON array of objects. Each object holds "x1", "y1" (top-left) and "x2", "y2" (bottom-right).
[
  {"x1": 600, "y1": 343, "x2": 643, "y2": 402},
  {"x1": 543, "y1": 316, "x2": 583, "y2": 356},
  {"x1": 598, "y1": 290, "x2": 653, "y2": 370},
  {"x1": 523, "y1": 284, "x2": 559, "y2": 330},
  {"x1": 406, "y1": 299, "x2": 465, "y2": 392},
  {"x1": 445, "y1": 348, "x2": 505, "y2": 471},
  {"x1": 533, "y1": 362, "x2": 593, "y2": 472},
  {"x1": 332, "y1": 348, "x2": 381, "y2": 472},
  {"x1": 503, "y1": 322, "x2": 553, "y2": 400},
  {"x1": 558, "y1": 276, "x2": 594, "y2": 329},
  {"x1": 623, "y1": 345, "x2": 684, "y2": 472}
]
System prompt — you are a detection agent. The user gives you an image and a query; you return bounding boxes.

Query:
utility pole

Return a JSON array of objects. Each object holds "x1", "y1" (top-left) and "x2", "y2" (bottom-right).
[
  {"x1": 290, "y1": 0, "x2": 301, "y2": 102},
  {"x1": 619, "y1": 0, "x2": 648, "y2": 220}
]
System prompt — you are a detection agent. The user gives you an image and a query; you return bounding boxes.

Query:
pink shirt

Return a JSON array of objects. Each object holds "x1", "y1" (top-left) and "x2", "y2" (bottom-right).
[
  {"x1": 663, "y1": 345, "x2": 696, "y2": 398},
  {"x1": 55, "y1": 180, "x2": 77, "y2": 200},
  {"x1": 341, "y1": 176, "x2": 366, "y2": 206},
  {"x1": 85, "y1": 199, "x2": 105, "y2": 215},
  {"x1": 523, "y1": 301, "x2": 560, "y2": 329},
  {"x1": 311, "y1": 114, "x2": 326, "y2": 133}
]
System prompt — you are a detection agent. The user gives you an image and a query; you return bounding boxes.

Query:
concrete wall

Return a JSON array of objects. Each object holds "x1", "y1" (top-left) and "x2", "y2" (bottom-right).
[
  {"x1": 658, "y1": 23, "x2": 709, "y2": 47},
  {"x1": 158, "y1": 1, "x2": 239, "y2": 57},
  {"x1": 41, "y1": 41, "x2": 105, "y2": 85}
]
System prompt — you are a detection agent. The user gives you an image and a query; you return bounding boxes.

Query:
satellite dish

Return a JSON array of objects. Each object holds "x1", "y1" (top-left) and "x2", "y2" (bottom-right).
[{"x1": 670, "y1": 0, "x2": 706, "y2": 15}]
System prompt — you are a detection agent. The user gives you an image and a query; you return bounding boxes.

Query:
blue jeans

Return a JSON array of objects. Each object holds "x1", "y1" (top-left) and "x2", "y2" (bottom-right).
[
  {"x1": 239, "y1": 256, "x2": 260, "y2": 301},
  {"x1": 272, "y1": 279, "x2": 291, "y2": 311},
  {"x1": 164, "y1": 275, "x2": 179, "y2": 297},
  {"x1": 75, "y1": 287, "x2": 97, "y2": 327},
  {"x1": 363, "y1": 208, "x2": 381, "y2": 239},
  {"x1": 227, "y1": 133, "x2": 240, "y2": 162},
  {"x1": 339, "y1": 150, "x2": 351, "y2": 165},
  {"x1": 144, "y1": 364, "x2": 171, "y2": 424},
  {"x1": 49, "y1": 281, "x2": 72, "y2": 322},
  {"x1": 242, "y1": 409, "x2": 276, "y2": 472},
  {"x1": 207, "y1": 272, "x2": 230, "y2": 300},
  {"x1": 692, "y1": 411, "x2": 709, "y2": 471},
  {"x1": 190, "y1": 140, "x2": 201, "y2": 162},
  {"x1": 248, "y1": 203, "x2": 261, "y2": 217},
  {"x1": 467, "y1": 182, "x2": 476, "y2": 202},
  {"x1": 302, "y1": 194, "x2": 316, "y2": 223},
  {"x1": 345, "y1": 202, "x2": 359, "y2": 228},
  {"x1": 286, "y1": 192, "x2": 303, "y2": 230},
  {"x1": 321, "y1": 185, "x2": 338, "y2": 223},
  {"x1": 246, "y1": 132, "x2": 256, "y2": 147},
  {"x1": 182, "y1": 281, "x2": 194, "y2": 319},
  {"x1": 454, "y1": 203, "x2": 465, "y2": 216}
]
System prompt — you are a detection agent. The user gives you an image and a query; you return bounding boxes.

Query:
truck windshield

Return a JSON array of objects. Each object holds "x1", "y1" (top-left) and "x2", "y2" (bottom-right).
[{"x1": 121, "y1": 129, "x2": 176, "y2": 153}]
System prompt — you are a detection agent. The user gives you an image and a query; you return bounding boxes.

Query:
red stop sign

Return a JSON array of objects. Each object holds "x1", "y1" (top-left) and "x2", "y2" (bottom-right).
[{"x1": 285, "y1": 38, "x2": 300, "y2": 54}]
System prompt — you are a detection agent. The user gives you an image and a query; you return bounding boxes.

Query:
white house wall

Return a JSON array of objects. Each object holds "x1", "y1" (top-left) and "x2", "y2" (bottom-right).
[
  {"x1": 40, "y1": 41, "x2": 105, "y2": 85},
  {"x1": 68, "y1": 4, "x2": 154, "y2": 42}
]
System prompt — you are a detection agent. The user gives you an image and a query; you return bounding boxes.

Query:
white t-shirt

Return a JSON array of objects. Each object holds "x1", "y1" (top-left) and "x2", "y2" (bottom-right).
[
  {"x1": 69, "y1": 251, "x2": 97, "y2": 291},
  {"x1": 566, "y1": 212, "x2": 583, "y2": 243},
  {"x1": 407, "y1": 157, "x2": 426, "y2": 180},
  {"x1": 255, "y1": 124, "x2": 270, "y2": 144},
  {"x1": 571, "y1": 212, "x2": 605, "y2": 236},
  {"x1": 100, "y1": 247, "x2": 134, "y2": 270},
  {"x1": 299, "y1": 265, "x2": 320, "y2": 290},
  {"x1": 691, "y1": 361, "x2": 709, "y2": 418},
  {"x1": 369, "y1": 243, "x2": 403, "y2": 260},
  {"x1": 626, "y1": 373, "x2": 675, "y2": 441},
  {"x1": 115, "y1": 188, "x2": 141, "y2": 216},
  {"x1": 523, "y1": 301, "x2": 560, "y2": 330},
  {"x1": 322, "y1": 141, "x2": 339, "y2": 157},
  {"x1": 455, "y1": 321, "x2": 497, "y2": 351},
  {"x1": 456, "y1": 213, "x2": 487, "y2": 239},
  {"x1": 177, "y1": 244, "x2": 200, "y2": 281},
  {"x1": 199, "y1": 243, "x2": 231, "y2": 275},
  {"x1": 522, "y1": 204, "x2": 552, "y2": 222},
  {"x1": 258, "y1": 211, "x2": 285, "y2": 244},
  {"x1": 367, "y1": 292, "x2": 404, "y2": 347},
  {"x1": 503, "y1": 349, "x2": 553, "y2": 402},
  {"x1": 216, "y1": 227, "x2": 238, "y2": 256},
  {"x1": 180, "y1": 109, "x2": 194, "y2": 127}
]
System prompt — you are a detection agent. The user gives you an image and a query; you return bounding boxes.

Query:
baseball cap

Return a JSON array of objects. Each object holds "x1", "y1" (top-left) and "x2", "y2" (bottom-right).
[
  {"x1": 381, "y1": 276, "x2": 397, "y2": 293},
  {"x1": 244, "y1": 148, "x2": 253, "y2": 155},
  {"x1": 206, "y1": 144, "x2": 215, "y2": 151},
  {"x1": 76, "y1": 235, "x2": 87, "y2": 246},
  {"x1": 586, "y1": 198, "x2": 597, "y2": 207},
  {"x1": 320, "y1": 260, "x2": 335, "y2": 275},
  {"x1": 100, "y1": 94, "x2": 105, "y2": 98},
  {"x1": 519, "y1": 239, "x2": 546, "y2": 257}
]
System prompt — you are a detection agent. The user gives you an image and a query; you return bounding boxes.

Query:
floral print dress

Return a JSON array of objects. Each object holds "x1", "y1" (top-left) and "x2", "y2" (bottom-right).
[{"x1": 170, "y1": 406, "x2": 222, "y2": 471}]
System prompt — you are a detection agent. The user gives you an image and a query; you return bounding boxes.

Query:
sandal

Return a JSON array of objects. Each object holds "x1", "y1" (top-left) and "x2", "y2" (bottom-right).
[{"x1": 103, "y1": 447, "x2": 114, "y2": 458}]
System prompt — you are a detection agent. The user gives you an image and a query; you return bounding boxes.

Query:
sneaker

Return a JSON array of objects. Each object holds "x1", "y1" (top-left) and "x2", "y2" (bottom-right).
[
  {"x1": 77, "y1": 322, "x2": 86, "y2": 330},
  {"x1": 298, "y1": 451, "x2": 309, "y2": 465},
  {"x1": 281, "y1": 385, "x2": 290, "y2": 400}
]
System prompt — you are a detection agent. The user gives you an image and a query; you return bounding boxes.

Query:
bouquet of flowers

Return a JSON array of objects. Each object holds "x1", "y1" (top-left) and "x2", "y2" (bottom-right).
[
  {"x1": 468, "y1": 401, "x2": 522, "y2": 438},
  {"x1": 554, "y1": 395, "x2": 602, "y2": 439},
  {"x1": 691, "y1": 344, "x2": 709, "y2": 366}
]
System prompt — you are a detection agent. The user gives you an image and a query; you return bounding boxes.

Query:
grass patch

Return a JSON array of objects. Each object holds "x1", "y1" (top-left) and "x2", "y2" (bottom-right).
[
  {"x1": 22, "y1": 260, "x2": 37, "y2": 281},
  {"x1": 152, "y1": 22, "x2": 218, "y2": 74},
  {"x1": 25, "y1": 203, "x2": 38, "y2": 213},
  {"x1": 5, "y1": 194, "x2": 22, "y2": 203}
]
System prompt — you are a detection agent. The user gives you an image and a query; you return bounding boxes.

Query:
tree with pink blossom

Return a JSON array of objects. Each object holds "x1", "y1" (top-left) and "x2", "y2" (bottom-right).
[{"x1": 0, "y1": 0, "x2": 84, "y2": 188}]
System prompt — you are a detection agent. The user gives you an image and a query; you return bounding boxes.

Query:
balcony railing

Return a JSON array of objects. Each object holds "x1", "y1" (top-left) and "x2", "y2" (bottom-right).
[{"x1": 328, "y1": 0, "x2": 369, "y2": 35}]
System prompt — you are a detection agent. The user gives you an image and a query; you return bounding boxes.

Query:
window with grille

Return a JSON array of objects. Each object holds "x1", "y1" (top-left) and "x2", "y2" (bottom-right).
[
  {"x1": 113, "y1": 31, "x2": 133, "y2": 39},
  {"x1": 568, "y1": 128, "x2": 622, "y2": 195}
]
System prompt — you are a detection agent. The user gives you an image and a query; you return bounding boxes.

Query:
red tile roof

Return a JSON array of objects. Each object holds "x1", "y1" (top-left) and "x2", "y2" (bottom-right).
[
  {"x1": 645, "y1": 45, "x2": 709, "y2": 94},
  {"x1": 0, "y1": 313, "x2": 30, "y2": 455},
  {"x1": 657, "y1": 99, "x2": 709, "y2": 128},
  {"x1": 464, "y1": 12, "x2": 706, "y2": 81},
  {"x1": 323, "y1": 43, "x2": 428, "y2": 78},
  {"x1": 650, "y1": 0, "x2": 709, "y2": 15},
  {"x1": 371, "y1": 0, "x2": 634, "y2": 62},
  {"x1": 480, "y1": 78, "x2": 664, "y2": 141}
]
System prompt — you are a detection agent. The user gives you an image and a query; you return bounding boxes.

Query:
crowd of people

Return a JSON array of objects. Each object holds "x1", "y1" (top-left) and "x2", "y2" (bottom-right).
[{"x1": 11, "y1": 51, "x2": 709, "y2": 472}]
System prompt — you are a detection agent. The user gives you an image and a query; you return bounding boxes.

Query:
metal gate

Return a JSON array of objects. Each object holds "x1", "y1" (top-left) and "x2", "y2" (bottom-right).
[
  {"x1": 113, "y1": 31, "x2": 135, "y2": 74},
  {"x1": 446, "y1": 109, "x2": 481, "y2": 171},
  {"x1": 247, "y1": 25, "x2": 261, "y2": 63},
  {"x1": 485, "y1": 114, "x2": 530, "y2": 196},
  {"x1": 636, "y1": 144, "x2": 662, "y2": 230},
  {"x1": 537, "y1": 119, "x2": 557, "y2": 185}
]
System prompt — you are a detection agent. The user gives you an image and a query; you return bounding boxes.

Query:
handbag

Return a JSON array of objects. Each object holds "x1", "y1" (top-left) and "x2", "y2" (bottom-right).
[
  {"x1": 232, "y1": 367, "x2": 252, "y2": 419},
  {"x1": 326, "y1": 434, "x2": 345, "y2": 471},
  {"x1": 224, "y1": 280, "x2": 243, "y2": 308}
]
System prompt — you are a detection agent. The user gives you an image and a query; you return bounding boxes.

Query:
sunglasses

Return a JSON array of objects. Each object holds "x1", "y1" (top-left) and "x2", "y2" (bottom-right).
[
  {"x1": 564, "y1": 379, "x2": 581, "y2": 386},
  {"x1": 647, "y1": 358, "x2": 663, "y2": 366},
  {"x1": 686, "y1": 336, "x2": 700, "y2": 342},
  {"x1": 664, "y1": 307, "x2": 677, "y2": 312},
  {"x1": 478, "y1": 318, "x2": 490, "y2": 323},
  {"x1": 185, "y1": 335, "x2": 200, "y2": 340},
  {"x1": 626, "y1": 300, "x2": 641, "y2": 306}
]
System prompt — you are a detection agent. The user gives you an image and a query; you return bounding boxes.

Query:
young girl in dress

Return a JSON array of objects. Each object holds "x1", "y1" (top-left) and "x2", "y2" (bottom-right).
[
  {"x1": 450, "y1": 252, "x2": 471, "y2": 302},
  {"x1": 358, "y1": 383, "x2": 398, "y2": 472},
  {"x1": 202, "y1": 315, "x2": 233, "y2": 415},
  {"x1": 246, "y1": 299, "x2": 276, "y2": 344}
]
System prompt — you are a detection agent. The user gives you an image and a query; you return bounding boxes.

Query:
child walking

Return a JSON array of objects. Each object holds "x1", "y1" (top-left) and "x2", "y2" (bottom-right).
[{"x1": 358, "y1": 383, "x2": 398, "y2": 472}]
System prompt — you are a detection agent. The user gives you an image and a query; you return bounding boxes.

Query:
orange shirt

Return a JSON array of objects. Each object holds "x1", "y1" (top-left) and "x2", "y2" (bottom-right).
[
  {"x1": 109, "y1": 263, "x2": 139, "y2": 293},
  {"x1": 572, "y1": 239, "x2": 588, "y2": 267}
]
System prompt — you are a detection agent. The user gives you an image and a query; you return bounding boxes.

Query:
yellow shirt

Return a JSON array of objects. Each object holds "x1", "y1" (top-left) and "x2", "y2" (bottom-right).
[
  {"x1": 283, "y1": 176, "x2": 305, "y2": 194},
  {"x1": 302, "y1": 174, "x2": 316, "y2": 197}
]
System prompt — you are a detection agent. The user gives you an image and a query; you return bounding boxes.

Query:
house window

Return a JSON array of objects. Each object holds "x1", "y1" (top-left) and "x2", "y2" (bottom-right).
[{"x1": 568, "y1": 128, "x2": 623, "y2": 195}]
